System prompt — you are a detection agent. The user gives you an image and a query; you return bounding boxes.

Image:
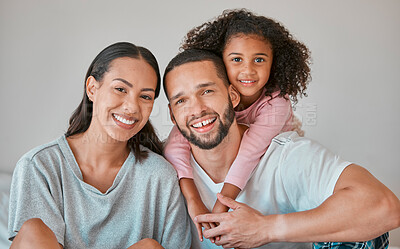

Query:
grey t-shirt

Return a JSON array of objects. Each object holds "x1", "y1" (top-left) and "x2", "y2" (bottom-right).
[{"x1": 8, "y1": 135, "x2": 191, "y2": 248}]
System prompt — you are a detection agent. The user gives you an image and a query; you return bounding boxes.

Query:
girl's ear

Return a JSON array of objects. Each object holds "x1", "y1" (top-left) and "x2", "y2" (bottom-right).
[
  {"x1": 86, "y1": 76, "x2": 99, "y2": 102},
  {"x1": 228, "y1": 84, "x2": 240, "y2": 109}
]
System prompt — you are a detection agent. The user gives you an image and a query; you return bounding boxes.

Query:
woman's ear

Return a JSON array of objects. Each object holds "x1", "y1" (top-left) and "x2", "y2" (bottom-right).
[
  {"x1": 86, "y1": 76, "x2": 99, "y2": 102},
  {"x1": 228, "y1": 84, "x2": 240, "y2": 109}
]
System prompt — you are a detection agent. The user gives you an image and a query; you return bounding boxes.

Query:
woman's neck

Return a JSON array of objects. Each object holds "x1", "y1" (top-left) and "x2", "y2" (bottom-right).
[{"x1": 67, "y1": 130, "x2": 130, "y2": 171}]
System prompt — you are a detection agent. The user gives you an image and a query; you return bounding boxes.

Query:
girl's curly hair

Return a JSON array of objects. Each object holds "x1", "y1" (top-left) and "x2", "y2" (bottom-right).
[{"x1": 182, "y1": 9, "x2": 311, "y2": 104}]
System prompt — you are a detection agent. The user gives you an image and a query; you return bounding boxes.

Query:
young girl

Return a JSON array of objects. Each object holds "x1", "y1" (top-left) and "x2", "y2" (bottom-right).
[
  {"x1": 8, "y1": 42, "x2": 191, "y2": 249},
  {"x1": 163, "y1": 9, "x2": 311, "y2": 240}
]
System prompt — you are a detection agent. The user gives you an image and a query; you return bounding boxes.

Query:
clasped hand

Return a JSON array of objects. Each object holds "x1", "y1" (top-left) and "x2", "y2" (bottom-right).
[{"x1": 194, "y1": 193, "x2": 276, "y2": 249}]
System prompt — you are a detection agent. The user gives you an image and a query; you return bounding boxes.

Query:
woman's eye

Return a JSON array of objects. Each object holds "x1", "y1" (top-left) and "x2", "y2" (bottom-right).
[
  {"x1": 115, "y1": 87, "x2": 126, "y2": 93},
  {"x1": 232, "y1": 57, "x2": 242, "y2": 62},
  {"x1": 255, "y1": 58, "x2": 265, "y2": 63},
  {"x1": 141, "y1": 95, "x2": 153, "y2": 100}
]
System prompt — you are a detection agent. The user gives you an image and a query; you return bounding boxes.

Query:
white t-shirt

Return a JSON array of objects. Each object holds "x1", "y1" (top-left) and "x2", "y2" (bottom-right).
[{"x1": 190, "y1": 131, "x2": 350, "y2": 249}]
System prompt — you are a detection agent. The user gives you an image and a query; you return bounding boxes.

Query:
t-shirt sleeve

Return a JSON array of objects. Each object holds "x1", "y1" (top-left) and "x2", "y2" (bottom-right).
[
  {"x1": 163, "y1": 125, "x2": 193, "y2": 179},
  {"x1": 225, "y1": 96, "x2": 292, "y2": 189},
  {"x1": 8, "y1": 157, "x2": 65, "y2": 245},
  {"x1": 159, "y1": 172, "x2": 191, "y2": 248},
  {"x1": 279, "y1": 137, "x2": 351, "y2": 212}
]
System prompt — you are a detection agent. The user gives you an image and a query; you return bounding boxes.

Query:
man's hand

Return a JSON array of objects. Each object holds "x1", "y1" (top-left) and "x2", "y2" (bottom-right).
[{"x1": 195, "y1": 193, "x2": 277, "y2": 248}]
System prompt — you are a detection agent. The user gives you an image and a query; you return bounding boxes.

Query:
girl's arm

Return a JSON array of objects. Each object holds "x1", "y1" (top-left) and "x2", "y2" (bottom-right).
[
  {"x1": 164, "y1": 126, "x2": 215, "y2": 241},
  {"x1": 225, "y1": 95, "x2": 292, "y2": 189},
  {"x1": 163, "y1": 125, "x2": 193, "y2": 179},
  {"x1": 213, "y1": 95, "x2": 293, "y2": 213}
]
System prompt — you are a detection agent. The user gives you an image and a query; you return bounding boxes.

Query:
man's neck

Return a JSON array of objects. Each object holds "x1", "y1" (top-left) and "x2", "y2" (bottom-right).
[{"x1": 191, "y1": 121, "x2": 246, "y2": 183}]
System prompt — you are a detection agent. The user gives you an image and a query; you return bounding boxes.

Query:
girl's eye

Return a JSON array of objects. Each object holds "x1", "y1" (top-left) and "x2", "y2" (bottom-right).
[
  {"x1": 141, "y1": 95, "x2": 153, "y2": 101},
  {"x1": 115, "y1": 87, "x2": 126, "y2": 93},
  {"x1": 255, "y1": 58, "x2": 265, "y2": 63},
  {"x1": 232, "y1": 57, "x2": 242, "y2": 62}
]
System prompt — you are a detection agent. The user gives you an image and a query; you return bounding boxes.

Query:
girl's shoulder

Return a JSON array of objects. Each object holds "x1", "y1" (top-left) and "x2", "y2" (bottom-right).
[{"x1": 245, "y1": 90, "x2": 290, "y2": 112}]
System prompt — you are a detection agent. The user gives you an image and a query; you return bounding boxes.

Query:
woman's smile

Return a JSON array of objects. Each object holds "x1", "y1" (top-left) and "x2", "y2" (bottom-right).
[{"x1": 112, "y1": 113, "x2": 138, "y2": 129}]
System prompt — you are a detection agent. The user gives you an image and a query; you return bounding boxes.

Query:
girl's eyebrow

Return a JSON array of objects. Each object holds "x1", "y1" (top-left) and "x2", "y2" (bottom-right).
[
  {"x1": 228, "y1": 52, "x2": 269, "y2": 57},
  {"x1": 113, "y1": 78, "x2": 133, "y2": 87}
]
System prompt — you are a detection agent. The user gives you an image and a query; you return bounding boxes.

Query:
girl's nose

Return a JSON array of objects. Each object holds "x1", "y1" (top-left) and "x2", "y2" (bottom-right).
[{"x1": 241, "y1": 62, "x2": 256, "y2": 75}]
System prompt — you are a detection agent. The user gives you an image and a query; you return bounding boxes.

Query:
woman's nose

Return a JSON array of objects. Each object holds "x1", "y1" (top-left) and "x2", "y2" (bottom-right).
[{"x1": 123, "y1": 96, "x2": 140, "y2": 114}]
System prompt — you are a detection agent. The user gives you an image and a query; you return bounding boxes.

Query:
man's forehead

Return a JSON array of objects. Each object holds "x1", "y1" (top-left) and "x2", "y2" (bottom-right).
[{"x1": 166, "y1": 61, "x2": 221, "y2": 93}]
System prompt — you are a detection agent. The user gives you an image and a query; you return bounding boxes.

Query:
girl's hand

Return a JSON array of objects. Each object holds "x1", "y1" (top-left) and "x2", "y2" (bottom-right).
[
  {"x1": 187, "y1": 200, "x2": 218, "y2": 243},
  {"x1": 212, "y1": 198, "x2": 230, "y2": 214}
]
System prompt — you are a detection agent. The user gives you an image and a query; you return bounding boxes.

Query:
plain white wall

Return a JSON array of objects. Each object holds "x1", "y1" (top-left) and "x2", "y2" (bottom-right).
[{"x1": 1, "y1": 0, "x2": 399, "y2": 245}]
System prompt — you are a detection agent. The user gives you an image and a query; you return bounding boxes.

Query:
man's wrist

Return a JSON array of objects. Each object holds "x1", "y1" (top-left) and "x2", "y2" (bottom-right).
[{"x1": 261, "y1": 214, "x2": 286, "y2": 243}]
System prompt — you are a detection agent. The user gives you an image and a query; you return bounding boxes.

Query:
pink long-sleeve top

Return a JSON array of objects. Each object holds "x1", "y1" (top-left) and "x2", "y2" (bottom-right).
[{"x1": 163, "y1": 89, "x2": 294, "y2": 190}]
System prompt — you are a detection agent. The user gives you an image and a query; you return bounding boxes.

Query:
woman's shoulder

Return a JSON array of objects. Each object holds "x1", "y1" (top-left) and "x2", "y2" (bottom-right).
[
  {"x1": 135, "y1": 147, "x2": 178, "y2": 178},
  {"x1": 16, "y1": 136, "x2": 65, "y2": 172}
]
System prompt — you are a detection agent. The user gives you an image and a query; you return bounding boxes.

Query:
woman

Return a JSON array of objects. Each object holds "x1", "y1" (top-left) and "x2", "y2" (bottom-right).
[{"x1": 8, "y1": 42, "x2": 191, "y2": 249}]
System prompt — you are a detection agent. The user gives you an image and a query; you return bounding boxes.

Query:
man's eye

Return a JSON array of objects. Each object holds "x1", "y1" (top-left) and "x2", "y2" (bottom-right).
[
  {"x1": 255, "y1": 58, "x2": 265, "y2": 63},
  {"x1": 203, "y1": 89, "x2": 213, "y2": 95},
  {"x1": 176, "y1": 99, "x2": 185, "y2": 105},
  {"x1": 115, "y1": 87, "x2": 126, "y2": 93},
  {"x1": 232, "y1": 58, "x2": 242, "y2": 62}
]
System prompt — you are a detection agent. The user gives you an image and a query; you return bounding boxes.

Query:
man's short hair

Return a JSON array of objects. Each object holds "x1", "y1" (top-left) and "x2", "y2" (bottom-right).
[{"x1": 163, "y1": 49, "x2": 229, "y2": 100}]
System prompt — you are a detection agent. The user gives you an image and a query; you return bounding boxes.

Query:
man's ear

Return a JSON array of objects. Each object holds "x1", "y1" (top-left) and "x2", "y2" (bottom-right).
[
  {"x1": 86, "y1": 76, "x2": 99, "y2": 102},
  {"x1": 228, "y1": 84, "x2": 240, "y2": 109},
  {"x1": 168, "y1": 104, "x2": 176, "y2": 125}
]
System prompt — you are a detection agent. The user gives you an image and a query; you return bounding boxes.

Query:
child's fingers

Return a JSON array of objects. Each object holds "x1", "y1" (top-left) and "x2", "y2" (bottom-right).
[
  {"x1": 202, "y1": 223, "x2": 215, "y2": 243},
  {"x1": 202, "y1": 222, "x2": 211, "y2": 230},
  {"x1": 195, "y1": 222, "x2": 203, "y2": 242},
  {"x1": 209, "y1": 222, "x2": 221, "y2": 242}
]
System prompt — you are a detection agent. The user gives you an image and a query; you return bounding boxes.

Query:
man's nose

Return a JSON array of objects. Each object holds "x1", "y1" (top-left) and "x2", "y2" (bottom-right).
[{"x1": 186, "y1": 97, "x2": 207, "y2": 117}]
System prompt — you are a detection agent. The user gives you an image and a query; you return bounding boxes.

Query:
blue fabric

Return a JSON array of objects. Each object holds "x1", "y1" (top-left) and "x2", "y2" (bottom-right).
[{"x1": 313, "y1": 233, "x2": 389, "y2": 249}]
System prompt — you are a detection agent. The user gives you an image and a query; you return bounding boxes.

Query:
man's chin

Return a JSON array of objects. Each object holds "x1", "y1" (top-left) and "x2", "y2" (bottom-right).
[{"x1": 186, "y1": 133, "x2": 224, "y2": 150}]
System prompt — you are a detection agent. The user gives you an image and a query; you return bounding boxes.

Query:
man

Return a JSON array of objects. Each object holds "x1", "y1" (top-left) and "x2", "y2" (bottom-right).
[{"x1": 163, "y1": 49, "x2": 400, "y2": 249}]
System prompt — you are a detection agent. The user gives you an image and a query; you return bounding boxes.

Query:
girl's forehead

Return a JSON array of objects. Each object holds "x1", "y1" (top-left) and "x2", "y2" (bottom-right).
[{"x1": 224, "y1": 33, "x2": 270, "y2": 48}]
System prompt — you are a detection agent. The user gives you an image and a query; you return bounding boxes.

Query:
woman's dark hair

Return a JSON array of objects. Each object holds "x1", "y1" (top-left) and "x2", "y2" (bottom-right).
[
  {"x1": 182, "y1": 9, "x2": 311, "y2": 104},
  {"x1": 65, "y1": 42, "x2": 163, "y2": 162}
]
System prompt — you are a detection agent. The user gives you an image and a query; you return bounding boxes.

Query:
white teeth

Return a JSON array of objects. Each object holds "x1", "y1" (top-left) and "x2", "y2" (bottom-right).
[
  {"x1": 240, "y1": 80, "x2": 255, "y2": 83},
  {"x1": 113, "y1": 114, "x2": 135, "y2": 125},
  {"x1": 192, "y1": 118, "x2": 216, "y2": 128}
]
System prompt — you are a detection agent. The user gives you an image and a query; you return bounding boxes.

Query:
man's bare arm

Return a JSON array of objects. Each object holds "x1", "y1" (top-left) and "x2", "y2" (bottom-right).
[{"x1": 195, "y1": 164, "x2": 400, "y2": 248}]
